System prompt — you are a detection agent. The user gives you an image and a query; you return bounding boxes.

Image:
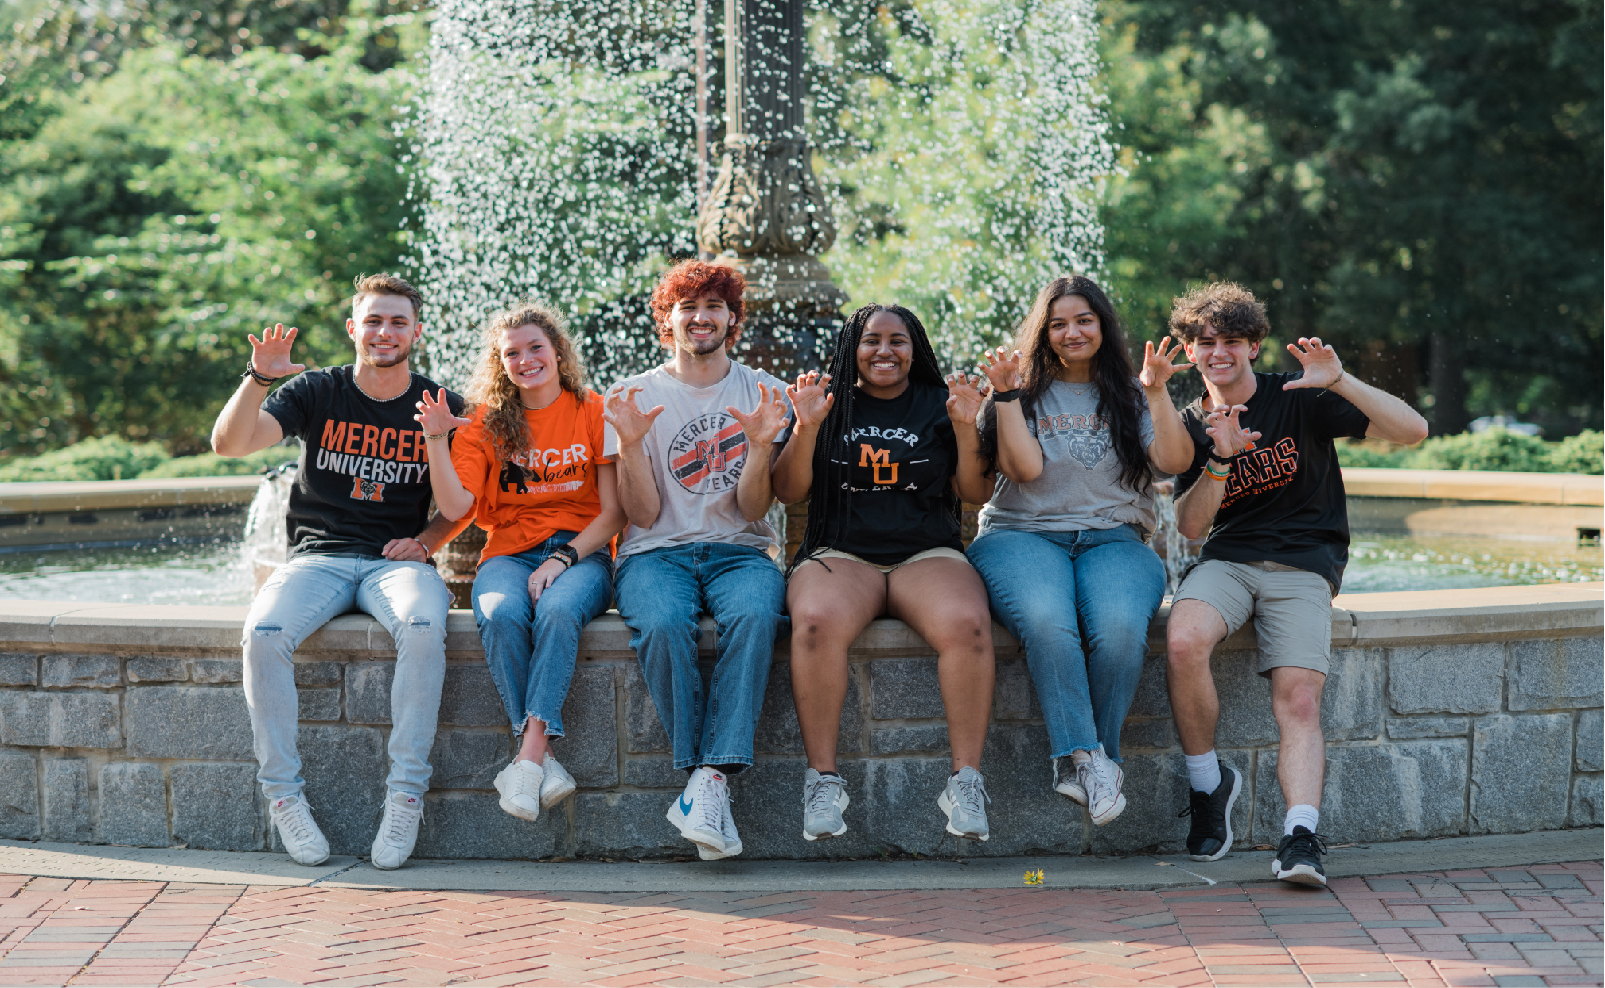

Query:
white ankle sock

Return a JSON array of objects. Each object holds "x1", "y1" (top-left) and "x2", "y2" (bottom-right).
[
  {"x1": 1185, "y1": 751, "x2": 1222, "y2": 794},
  {"x1": 1284, "y1": 804, "x2": 1319, "y2": 836}
]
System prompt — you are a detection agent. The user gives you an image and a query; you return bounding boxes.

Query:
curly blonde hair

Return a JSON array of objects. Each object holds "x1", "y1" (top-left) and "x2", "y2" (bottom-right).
[{"x1": 465, "y1": 302, "x2": 588, "y2": 462}]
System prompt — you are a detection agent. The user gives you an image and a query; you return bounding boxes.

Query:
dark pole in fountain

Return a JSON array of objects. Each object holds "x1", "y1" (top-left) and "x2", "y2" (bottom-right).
[{"x1": 696, "y1": 0, "x2": 846, "y2": 377}]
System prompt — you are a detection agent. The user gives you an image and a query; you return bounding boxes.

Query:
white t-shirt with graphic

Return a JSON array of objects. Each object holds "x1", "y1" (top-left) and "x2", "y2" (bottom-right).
[
  {"x1": 603, "y1": 360, "x2": 792, "y2": 559},
  {"x1": 977, "y1": 378, "x2": 1160, "y2": 537}
]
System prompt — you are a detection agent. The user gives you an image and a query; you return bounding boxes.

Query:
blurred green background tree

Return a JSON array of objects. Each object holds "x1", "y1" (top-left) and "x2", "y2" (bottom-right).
[{"x1": 0, "y1": 0, "x2": 1599, "y2": 467}]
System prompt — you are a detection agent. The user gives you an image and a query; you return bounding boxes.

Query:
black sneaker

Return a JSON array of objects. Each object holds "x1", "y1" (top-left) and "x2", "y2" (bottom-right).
[
  {"x1": 1272, "y1": 826, "x2": 1328, "y2": 886},
  {"x1": 1177, "y1": 765, "x2": 1239, "y2": 861}
]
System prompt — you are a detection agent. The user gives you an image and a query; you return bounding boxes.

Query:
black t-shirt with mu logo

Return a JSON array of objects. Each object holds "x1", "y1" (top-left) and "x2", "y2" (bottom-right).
[
  {"x1": 1176, "y1": 371, "x2": 1370, "y2": 590},
  {"x1": 263, "y1": 366, "x2": 465, "y2": 558},
  {"x1": 826, "y1": 383, "x2": 962, "y2": 565}
]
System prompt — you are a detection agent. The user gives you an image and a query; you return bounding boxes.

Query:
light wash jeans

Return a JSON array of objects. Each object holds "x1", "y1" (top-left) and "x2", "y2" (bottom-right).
[
  {"x1": 242, "y1": 553, "x2": 450, "y2": 798},
  {"x1": 966, "y1": 525, "x2": 1166, "y2": 762},
  {"x1": 614, "y1": 543, "x2": 785, "y2": 771},
  {"x1": 472, "y1": 532, "x2": 614, "y2": 737}
]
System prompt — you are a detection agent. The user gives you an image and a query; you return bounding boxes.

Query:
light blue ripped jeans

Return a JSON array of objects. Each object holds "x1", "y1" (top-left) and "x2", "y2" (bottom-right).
[{"x1": 242, "y1": 552, "x2": 450, "y2": 799}]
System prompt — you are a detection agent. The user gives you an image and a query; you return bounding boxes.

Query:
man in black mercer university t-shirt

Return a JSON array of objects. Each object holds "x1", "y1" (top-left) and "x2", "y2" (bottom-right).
[
  {"x1": 1162, "y1": 283, "x2": 1427, "y2": 887},
  {"x1": 211, "y1": 273, "x2": 466, "y2": 873}
]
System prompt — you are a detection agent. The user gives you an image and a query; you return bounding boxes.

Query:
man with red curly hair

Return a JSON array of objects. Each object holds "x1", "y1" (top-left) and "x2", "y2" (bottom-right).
[{"x1": 603, "y1": 260, "x2": 793, "y2": 860}]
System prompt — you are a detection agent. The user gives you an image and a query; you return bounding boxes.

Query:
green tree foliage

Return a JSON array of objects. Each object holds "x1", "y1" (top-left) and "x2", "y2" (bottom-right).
[
  {"x1": 1337, "y1": 428, "x2": 1603, "y2": 474},
  {"x1": 0, "y1": 2, "x2": 422, "y2": 456},
  {"x1": 0, "y1": 434, "x2": 298, "y2": 480},
  {"x1": 1097, "y1": 0, "x2": 1601, "y2": 436}
]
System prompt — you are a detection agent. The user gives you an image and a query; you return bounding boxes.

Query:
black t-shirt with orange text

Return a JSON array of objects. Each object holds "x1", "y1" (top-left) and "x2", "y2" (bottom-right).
[
  {"x1": 263, "y1": 366, "x2": 465, "y2": 558},
  {"x1": 1176, "y1": 372, "x2": 1369, "y2": 590}
]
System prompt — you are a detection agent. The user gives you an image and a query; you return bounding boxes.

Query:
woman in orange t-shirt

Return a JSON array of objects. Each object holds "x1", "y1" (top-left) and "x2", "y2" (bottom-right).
[{"x1": 416, "y1": 302, "x2": 624, "y2": 825}]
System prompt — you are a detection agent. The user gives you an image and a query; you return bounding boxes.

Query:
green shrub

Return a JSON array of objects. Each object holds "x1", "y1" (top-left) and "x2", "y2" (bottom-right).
[
  {"x1": 1335, "y1": 442, "x2": 1410, "y2": 468},
  {"x1": 138, "y1": 445, "x2": 300, "y2": 478},
  {"x1": 1548, "y1": 430, "x2": 1604, "y2": 475},
  {"x1": 0, "y1": 436, "x2": 169, "y2": 482}
]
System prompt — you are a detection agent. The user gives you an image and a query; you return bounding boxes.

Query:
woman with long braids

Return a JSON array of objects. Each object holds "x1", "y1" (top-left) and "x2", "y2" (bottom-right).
[
  {"x1": 414, "y1": 302, "x2": 625, "y2": 825},
  {"x1": 772, "y1": 304, "x2": 994, "y2": 843},
  {"x1": 968, "y1": 275, "x2": 1193, "y2": 827}
]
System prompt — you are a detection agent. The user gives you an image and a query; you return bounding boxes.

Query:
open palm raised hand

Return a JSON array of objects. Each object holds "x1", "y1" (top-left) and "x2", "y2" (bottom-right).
[
  {"x1": 1140, "y1": 336, "x2": 1193, "y2": 389},
  {"x1": 414, "y1": 389, "x2": 471, "y2": 436},
  {"x1": 603, "y1": 386, "x2": 665, "y2": 447},
  {"x1": 786, "y1": 371, "x2": 834, "y2": 431},
  {"x1": 979, "y1": 345, "x2": 1024, "y2": 393},
  {"x1": 1284, "y1": 337, "x2": 1345, "y2": 390},
  {"x1": 945, "y1": 372, "x2": 989, "y2": 425},
  {"x1": 248, "y1": 324, "x2": 306, "y2": 380},
  {"x1": 727, "y1": 382, "x2": 790, "y2": 447}
]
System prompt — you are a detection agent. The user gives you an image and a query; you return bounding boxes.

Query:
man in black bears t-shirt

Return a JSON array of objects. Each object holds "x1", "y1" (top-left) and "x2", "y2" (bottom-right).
[
  {"x1": 1164, "y1": 283, "x2": 1427, "y2": 886},
  {"x1": 211, "y1": 273, "x2": 466, "y2": 871}
]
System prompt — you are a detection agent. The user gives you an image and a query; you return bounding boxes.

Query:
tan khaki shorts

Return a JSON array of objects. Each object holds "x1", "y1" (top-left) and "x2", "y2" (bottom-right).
[
  {"x1": 1173, "y1": 559, "x2": 1334, "y2": 677},
  {"x1": 801, "y1": 546, "x2": 969, "y2": 575}
]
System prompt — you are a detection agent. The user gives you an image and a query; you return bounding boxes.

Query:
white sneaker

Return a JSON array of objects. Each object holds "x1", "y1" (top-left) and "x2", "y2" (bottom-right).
[
  {"x1": 666, "y1": 766, "x2": 728, "y2": 854},
  {"x1": 937, "y1": 766, "x2": 991, "y2": 841},
  {"x1": 494, "y1": 759, "x2": 544, "y2": 821},
  {"x1": 269, "y1": 794, "x2": 330, "y2": 866},
  {"x1": 697, "y1": 788, "x2": 744, "y2": 861},
  {"x1": 1053, "y1": 757, "x2": 1087, "y2": 805},
  {"x1": 370, "y1": 790, "x2": 424, "y2": 870},
  {"x1": 1076, "y1": 748, "x2": 1127, "y2": 826},
  {"x1": 540, "y1": 753, "x2": 577, "y2": 809}
]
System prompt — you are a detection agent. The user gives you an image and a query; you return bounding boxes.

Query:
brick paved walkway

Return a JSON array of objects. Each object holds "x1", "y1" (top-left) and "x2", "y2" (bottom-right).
[{"x1": 0, "y1": 861, "x2": 1597, "y2": 987}]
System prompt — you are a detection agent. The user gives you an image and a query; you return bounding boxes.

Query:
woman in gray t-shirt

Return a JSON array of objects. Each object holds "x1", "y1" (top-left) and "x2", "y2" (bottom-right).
[{"x1": 967, "y1": 275, "x2": 1193, "y2": 828}]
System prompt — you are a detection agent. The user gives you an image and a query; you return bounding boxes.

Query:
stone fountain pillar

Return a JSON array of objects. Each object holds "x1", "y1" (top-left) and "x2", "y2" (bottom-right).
[{"x1": 696, "y1": 0, "x2": 846, "y2": 379}]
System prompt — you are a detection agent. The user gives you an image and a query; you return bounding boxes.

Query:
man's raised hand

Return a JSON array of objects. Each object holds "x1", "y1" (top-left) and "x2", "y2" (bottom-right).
[
  {"x1": 945, "y1": 372, "x2": 989, "y2": 425},
  {"x1": 979, "y1": 345, "x2": 1024, "y2": 393},
  {"x1": 248, "y1": 323, "x2": 307, "y2": 380},
  {"x1": 413, "y1": 389, "x2": 471, "y2": 435},
  {"x1": 1203, "y1": 404, "x2": 1262, "y2": 459},
  {"x1": 786, "y1": 371, "x2": 834, "y2": 431},
  {"x1": 603, "y1": 386, "x2": 665, "y2": 447},
  {"x1": 1284, "y1": 337, "x2": 1345, "y2": 390},
  {"x1": 728, "y1": 382, "x2": 790, "y2": 447},
  {"x1": 1140, "y1": 336, "x2": 1193, "y2": 389}
]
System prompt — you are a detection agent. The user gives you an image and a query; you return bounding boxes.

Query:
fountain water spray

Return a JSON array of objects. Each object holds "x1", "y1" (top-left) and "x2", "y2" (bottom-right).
[{"x1": 409, "y1": 0, "x2": 1115, "y2": 388}]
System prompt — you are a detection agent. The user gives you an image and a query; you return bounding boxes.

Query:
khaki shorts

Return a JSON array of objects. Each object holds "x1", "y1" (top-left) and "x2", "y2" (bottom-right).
[
  {"x1": 801, "y1": 546, "x2": 969, "y2": 575},
  {"x1": 1173, "y1": 559, "x2": 1334, "y2": 677}
]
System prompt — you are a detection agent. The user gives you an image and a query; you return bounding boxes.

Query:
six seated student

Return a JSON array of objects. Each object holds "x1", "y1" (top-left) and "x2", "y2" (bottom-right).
[{"x1": 213, "y1": 265, "x2": 1427, "y2": 886}]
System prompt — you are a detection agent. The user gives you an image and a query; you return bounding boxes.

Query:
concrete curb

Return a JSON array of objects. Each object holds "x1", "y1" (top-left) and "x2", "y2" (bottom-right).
[{"x1": 1, "y1": 829, "x2": 1598, "y2": 893}]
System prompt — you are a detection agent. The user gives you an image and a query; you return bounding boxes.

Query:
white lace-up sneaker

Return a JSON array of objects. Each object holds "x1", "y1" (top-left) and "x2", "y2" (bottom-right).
[
  {"x1": 494, "y1": 759, "x2": 544, "y2": 821},
  {"x1": 1053, "y1": 756, "x2": 1087, "y2": 805},
  {"x1": 697, "y1": 788, "x2": 744, "y2": 860},
  {"x1": 1076, "y1": 748, "x2": 1127, "y2": 826},
  {"x1": 370, "y1": 790, "x2": 424, "y2": 870},
  {"x1": 540, "y1": 753, "x2": 577, "y2": 809},
  {"x1": 269, "y1": 794, "x2": 330, "y2": 866},
  {"x1": 937, "y1": 766, "x2": 991, "y2": 841},
  {"x1": 666, "y1": 766, "x2": 728, "y2": 854},
  {"x1": 802, "y1": 768, "x2": 850, "y2": 841}
]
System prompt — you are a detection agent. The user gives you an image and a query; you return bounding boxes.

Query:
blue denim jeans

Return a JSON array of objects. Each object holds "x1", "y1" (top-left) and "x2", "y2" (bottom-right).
[
  {"x1": 242, "y1": 553, "x2": 450, "y2": 798},
  {"x1": 472, "y1": 532, "x2": 615, "y2": 737},
  {"x1": 967, "y1": 525, "x2": 1166, "y2": 761},
  {"x1": 614, "y1": 543, "x2": 785, "y2": 771}
]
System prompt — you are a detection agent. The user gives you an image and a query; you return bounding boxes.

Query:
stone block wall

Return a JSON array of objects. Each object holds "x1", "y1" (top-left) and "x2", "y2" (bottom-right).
[{"x1": 0, "y1": 583, "x2": 1598, "y2": 860}]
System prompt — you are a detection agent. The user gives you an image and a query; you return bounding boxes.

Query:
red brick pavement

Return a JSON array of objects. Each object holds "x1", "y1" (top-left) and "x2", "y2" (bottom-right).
[{"x1": 0, "y1": 861, "x2": 1596, "y2": 987}]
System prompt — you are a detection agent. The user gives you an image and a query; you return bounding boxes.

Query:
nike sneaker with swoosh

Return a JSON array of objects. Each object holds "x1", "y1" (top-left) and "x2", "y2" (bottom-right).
[{"x1": 666, "y1": 766, "x2": 728, "y2": 854}]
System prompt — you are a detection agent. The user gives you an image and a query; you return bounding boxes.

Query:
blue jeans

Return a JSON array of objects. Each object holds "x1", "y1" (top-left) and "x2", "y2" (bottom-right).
[
  {"x1": 472, "y1": 532, "x2": 615, "y2": 737},
  {"x1": 967, "y1": 525, "x2": 1165, "y2": 762},
  {"x1": 615, "y1": 543, "x2": 785, "y2": 771},
  {"x1": 242, "y1": 553, "x2": 450, "y2": 798}
]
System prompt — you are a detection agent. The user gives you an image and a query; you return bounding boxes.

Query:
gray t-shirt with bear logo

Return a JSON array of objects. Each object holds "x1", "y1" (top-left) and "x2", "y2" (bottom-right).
[{"x1": 977, "y1": 378, "x2": 1160, "y2": 537}]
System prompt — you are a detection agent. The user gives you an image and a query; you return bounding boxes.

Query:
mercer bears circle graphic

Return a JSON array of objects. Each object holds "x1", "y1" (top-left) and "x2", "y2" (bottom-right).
[{"x1": 666, "y1": 412, "x2": 747, "y2": 495}]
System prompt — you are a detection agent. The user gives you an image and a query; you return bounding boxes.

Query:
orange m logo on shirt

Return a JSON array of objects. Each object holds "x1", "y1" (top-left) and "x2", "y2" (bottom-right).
[{"x1": 859, "y1": 444, "x2": 898, "y2": 485}]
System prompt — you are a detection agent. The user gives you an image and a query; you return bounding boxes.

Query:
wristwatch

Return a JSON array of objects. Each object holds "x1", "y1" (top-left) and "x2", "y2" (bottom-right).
[{"x1": 551, "y1": 544, "x2": 580, "y2": 569}]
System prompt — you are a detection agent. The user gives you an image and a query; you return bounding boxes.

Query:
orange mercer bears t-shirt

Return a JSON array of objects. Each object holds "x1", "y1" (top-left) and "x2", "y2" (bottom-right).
[{"x1": 451, "y1": 389, "x2": 612, "y2": 563}]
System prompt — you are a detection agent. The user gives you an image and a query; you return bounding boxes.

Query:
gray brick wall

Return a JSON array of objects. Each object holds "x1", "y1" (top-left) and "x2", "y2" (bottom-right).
[{"x1": 0, "y1": 598, "x2": 1598, "y2": 860}]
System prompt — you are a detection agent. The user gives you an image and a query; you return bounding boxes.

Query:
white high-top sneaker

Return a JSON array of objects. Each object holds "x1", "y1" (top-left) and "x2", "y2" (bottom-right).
[
  {"x1": 370, "y1": 790, "x2": 424, "y2": 871},
  {"x1": 269, "y1": 794, "x2": 330, "y2": 866},
  {"x1": 666, "y1": 767, "x2": 728, "y2": 854}
]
